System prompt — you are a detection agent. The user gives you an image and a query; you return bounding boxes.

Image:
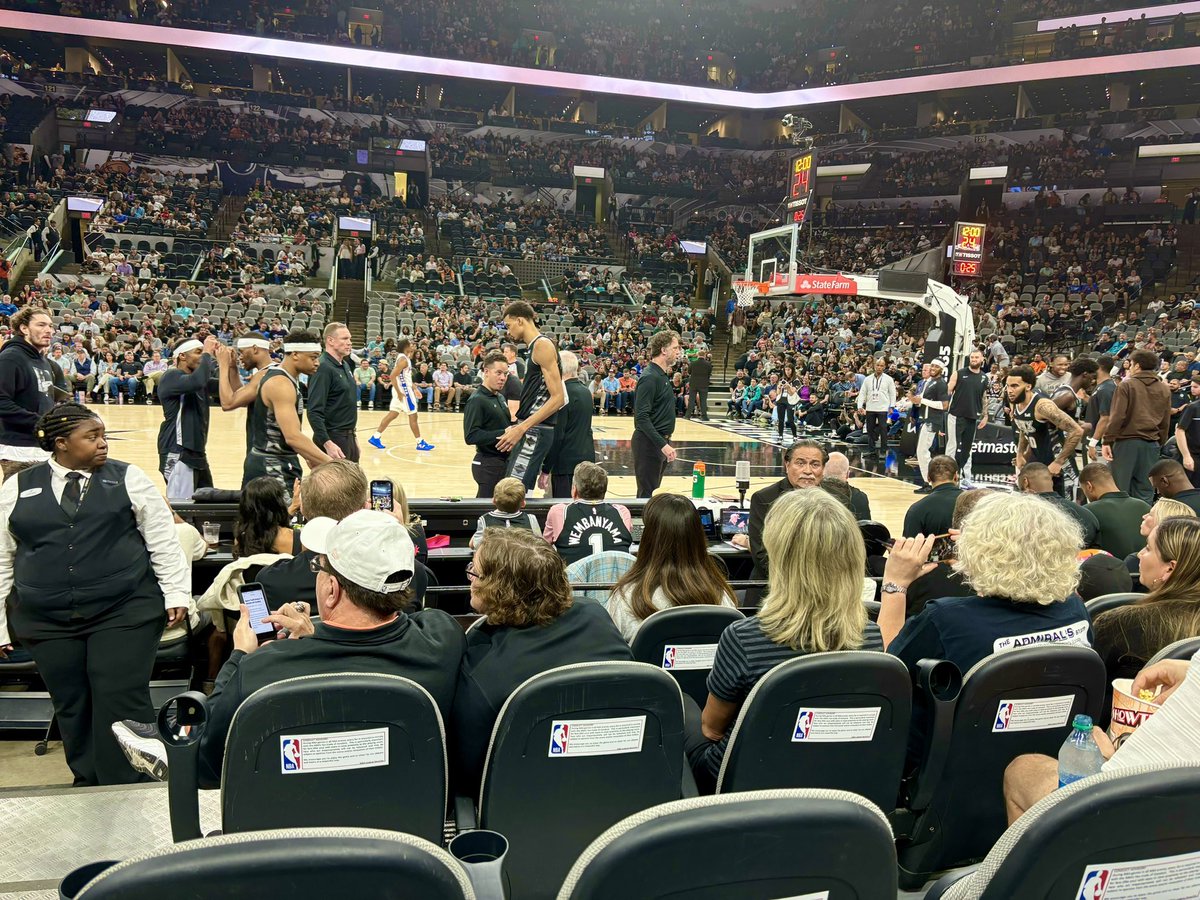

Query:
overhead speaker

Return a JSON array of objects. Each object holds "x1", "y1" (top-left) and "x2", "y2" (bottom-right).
[{"x1": 879, "y1": 269, "x2": 929, "y2": 294}]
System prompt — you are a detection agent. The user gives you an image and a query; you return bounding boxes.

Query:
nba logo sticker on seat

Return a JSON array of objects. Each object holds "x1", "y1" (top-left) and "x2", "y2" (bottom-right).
[
  {"x1": 662, "y1": 647, "x2": 677, "y2": 669},
  {"x1": 1077, "y1": 869, "x2": 1109, "y2": 900},
  {"x1": 994, "y1": 702, "x2": 1013, "y2": 731},
  {"x1": 793, "y1": 710, "x2": 814, "y2": 740},
  {"x1": 282, "y1": 738, "x2": 302, "y2": 772},
  {"x1": 549, "y1": 723, "x2": 569, "y2": 755}
]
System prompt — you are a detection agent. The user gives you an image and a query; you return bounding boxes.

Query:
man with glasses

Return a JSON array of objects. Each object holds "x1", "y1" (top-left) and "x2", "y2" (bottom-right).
[{"x1": 191, "y1": 509, "x2": 465, "y2": 787}]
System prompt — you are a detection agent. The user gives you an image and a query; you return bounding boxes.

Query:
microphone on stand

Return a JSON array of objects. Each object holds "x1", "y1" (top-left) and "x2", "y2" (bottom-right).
[{"x1": 735, "y1": 460, "x2": 751, "y2": 509}]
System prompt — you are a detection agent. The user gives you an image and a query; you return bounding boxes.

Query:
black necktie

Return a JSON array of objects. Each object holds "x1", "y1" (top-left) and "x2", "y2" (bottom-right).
[{"x1": 61, "y1": 472, "x2": 83, "y2": 517}]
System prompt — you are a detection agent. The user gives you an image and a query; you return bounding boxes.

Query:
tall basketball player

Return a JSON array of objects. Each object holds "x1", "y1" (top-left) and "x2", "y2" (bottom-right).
[
  {"x1": 368, "y1": 338, "x2": 434, "y2": 451},
  {"x1": 498, "y1": 301, "x2": 565, "y2": 491}
]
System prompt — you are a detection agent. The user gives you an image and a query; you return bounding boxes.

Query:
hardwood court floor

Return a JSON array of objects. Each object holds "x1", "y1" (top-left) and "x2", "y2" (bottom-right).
[{"x1": 91, "y1": 403, "x2": 918, "y2": 536}]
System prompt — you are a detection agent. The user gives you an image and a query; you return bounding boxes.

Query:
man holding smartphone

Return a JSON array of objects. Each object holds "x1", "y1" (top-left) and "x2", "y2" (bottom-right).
[{"x1": 190, "y1": 509, "x2": 466, "y2": 787}]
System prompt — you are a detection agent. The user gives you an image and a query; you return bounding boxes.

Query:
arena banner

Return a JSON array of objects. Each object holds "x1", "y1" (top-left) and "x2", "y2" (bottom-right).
[
  {"x1": 922, "y1": 312, "x2": 957, "y2": 371},
  {"x1": 794, "y1": 272, "x2": 857, "y2": 295},
  {"x1": 970, "y1": 422, "x2": 1018, "y2": 468}
]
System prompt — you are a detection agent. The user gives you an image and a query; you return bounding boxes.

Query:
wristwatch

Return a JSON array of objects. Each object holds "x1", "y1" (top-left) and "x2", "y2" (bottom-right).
[{"x1": 881, "y1": 582, "x2": 908, "y2": 595}]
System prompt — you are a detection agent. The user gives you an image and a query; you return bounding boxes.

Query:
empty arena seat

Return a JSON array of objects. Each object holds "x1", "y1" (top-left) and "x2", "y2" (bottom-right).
[
  {"x1": 896, "y1": 646, "x2": 1106, "y2": 887},
  {"x1": 161, "y1": 673, "x2": 448, "y2": 843},
  {"x1": 925, "y1": 764, "x2": 1200, "y2": 900},
  {"x1": 1085, "y1": 593, "x2": 1143, "y2": 616},
  {"x1": 559, "y1": 790, "x2": 896, "y2": 899},
  {"x1": 1147, "y1": 637, "x2": 1200, "y2": 665},
  {"x1": 630, "y1": 606, "x2": 744, "y2": 707},
  {"x1": 715, "y1": 652, "x2": 911, "y2": 811},
  {"x1": 464, "y1": 661, "x2": 687, "y2": 900},
  {"x1": 60, "y1": 828, "x2": 474, "y2": 900}
]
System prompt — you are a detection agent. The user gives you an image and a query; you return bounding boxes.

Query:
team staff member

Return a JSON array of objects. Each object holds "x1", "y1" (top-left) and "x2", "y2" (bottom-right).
[
  {"x1": 306, "y1": 322, "x2": 360, "y2": 462},
  {"x1": 914, "y1": 362, "x2": 948, "y2": 492},
  {"x1": 1103, "y1": 348, "x2": 1171, "y2": 504},
  {"x1": 632, "y1": 330, "x2": 682, "y2": 498},
  {"x1": 541, "y1": 350, "x2": 595, "y2": 498},
  {"x1": 748, "y1": 440, "x2": 826, "y2": 580},
  {"x1": 0, "y1": 404, "x2": 191, "y2": 785},
  {"x1": 945, "y1": 349, "x2": 988, "y2": 486},
  {"x1": 855, "y1": 356, "x2": 896, "y2": 458},
  {"x1": 463, "y1": 351, "x2": 513, "y2": 498},
  {"x1": 156, "y1": 336, "x2": 218, "y2": 501},
  {"x1": 216, "y1": 334, "x2": 276, "y2": 453},
  {"x1": 498, "y1": 302, "x2": 565, "y2": 491},
  {"x1": 0, "y1": 306, "x2": 61, "y2": 467},
  {"x1": 242, "y1": 331, "x2": 332, "y2": 493}
]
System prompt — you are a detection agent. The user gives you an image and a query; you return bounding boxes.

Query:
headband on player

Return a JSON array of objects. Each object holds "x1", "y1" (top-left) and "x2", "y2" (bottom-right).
[
  {"x1": 283, "y1": 342, "x2": 321, "y2": 353},
  {"x1": 172, "y1": 339, "x2": 203, "y2": 358},
  {"x1": 237, "y1": 337, "x2": 270, "y2": 350}
]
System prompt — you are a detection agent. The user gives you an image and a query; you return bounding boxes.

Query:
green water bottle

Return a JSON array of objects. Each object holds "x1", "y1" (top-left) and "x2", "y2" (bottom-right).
[{"x1": 692, "y1": 462, "x2": 706, "y2": 499}]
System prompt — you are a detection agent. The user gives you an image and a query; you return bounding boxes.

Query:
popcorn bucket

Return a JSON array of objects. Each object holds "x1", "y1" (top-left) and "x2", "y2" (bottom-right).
[{"x1": 1108, "y1": 677, "x2": 1163, "y2": 742}]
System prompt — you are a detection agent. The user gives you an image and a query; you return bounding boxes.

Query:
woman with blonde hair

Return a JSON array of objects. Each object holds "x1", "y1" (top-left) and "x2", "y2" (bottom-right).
[
  {"x1": 690, "y1": 489, "x2": 881, "y2": 786},
  {"x1": 1095, "y1": 515, "x2": 1200, "y2": 682},
  {"x1": 1124, "y1": 497, "x2": 1197, "y2": 572},
  {"x1": 451, "y1": 528, "x2": 630, "y2": 793},
  {"x1": 879, "y1": 491, "x2": 1091, "y2": 674},
  {"x1": 608, "y1": 493, "x2": 736, "y2": 642}
]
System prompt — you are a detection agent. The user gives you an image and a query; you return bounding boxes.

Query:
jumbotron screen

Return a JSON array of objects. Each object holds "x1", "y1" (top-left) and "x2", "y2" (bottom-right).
[
  {"x1": 786, "y1": 151, "x2": 815, "y2": 226},
  {"x1": 950, "y1": 221, "x2": 986, "y2": 278}
]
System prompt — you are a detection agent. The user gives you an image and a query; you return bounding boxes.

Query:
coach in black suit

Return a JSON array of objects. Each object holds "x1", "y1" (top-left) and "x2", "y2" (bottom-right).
[{"x1": 748, "y1": 441, "x2": 826, "y2": 579}]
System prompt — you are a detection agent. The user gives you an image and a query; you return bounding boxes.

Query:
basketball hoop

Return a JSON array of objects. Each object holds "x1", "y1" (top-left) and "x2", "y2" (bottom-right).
[{"x1": 733, "y1": 280, "x2": 767, "y2": 308}]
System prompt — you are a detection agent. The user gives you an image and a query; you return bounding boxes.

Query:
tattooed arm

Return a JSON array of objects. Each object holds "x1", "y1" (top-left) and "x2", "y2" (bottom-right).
[{"x1": 1036, "y1": 397, "x2": 1084, "y2": 473}]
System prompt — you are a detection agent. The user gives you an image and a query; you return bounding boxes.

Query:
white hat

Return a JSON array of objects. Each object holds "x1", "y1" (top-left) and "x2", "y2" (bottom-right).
[{"x1": 300, "y1": 509, "x2": 415, "y2": 593}]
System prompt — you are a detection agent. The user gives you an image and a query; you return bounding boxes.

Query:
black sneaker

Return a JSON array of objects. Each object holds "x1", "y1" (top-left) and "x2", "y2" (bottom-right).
[{"x1": 112, "y1": 720, "x2": 169, "y2": 782}]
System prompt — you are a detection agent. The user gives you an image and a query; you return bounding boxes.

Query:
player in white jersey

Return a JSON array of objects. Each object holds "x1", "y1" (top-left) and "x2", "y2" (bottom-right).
[{"x1": 368, "y1": 338, "x2": 435, "y2": 451}]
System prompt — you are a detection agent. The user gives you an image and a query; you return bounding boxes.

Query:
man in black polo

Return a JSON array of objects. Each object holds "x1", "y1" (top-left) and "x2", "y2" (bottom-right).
[
  {"x1": 1018, "y1": 462, "x2": 1100, "y2": 547},
  {"x1": 687, "y1": 350, "x2": 712, "y2": 420},
  {"x1": 946, "y1": 348, "x2": 988, "y2": 487},
  {"x1": 1149, "y1": 459, "x2": 1200, "y2": 515},
  {"x1": 902, "y1": 455, "x2": 962, "y2": 538},
  {"x1": 306, "y1": 322, "x2": 360, "y2": 462},
  {"x1": 462, "y1": 351, "x2": 512, "y2": 499},
  {"x1": 542, "y1": 350, "x2": 595, "y2": 498},
  {"x1": 193, "y1": 509, "x2": 465, "y2": 787},
  {"x1": 632, "y1": 329, "x2": 681, "y2": 498}
]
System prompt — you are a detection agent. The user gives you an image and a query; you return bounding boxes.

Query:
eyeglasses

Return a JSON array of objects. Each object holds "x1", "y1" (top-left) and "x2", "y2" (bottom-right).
[
  {"x1": 308, "y1": 556, "x2": 329, "y2": 575},
  {"x1": 465, "y1": 561, "x2": 480, "y2": 580}
]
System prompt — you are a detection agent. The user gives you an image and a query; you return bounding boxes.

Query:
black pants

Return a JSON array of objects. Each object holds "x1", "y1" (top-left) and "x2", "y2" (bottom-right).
[
  {"x1": 329, "y1": 430, "x2": 360, "y2": 463},
  {"x1": 632, "y1": 429, "x2": 669, "y2": 498},
  {"x1": 777, "y1": 399, "x2": 795, "y2": 437},
  {"x1": 864, "y1": 411, "x2": 888, "y2": 456},
  {"x1": 505, "y1": 424, "x2": 554, "y2": 491},
  {"x1": 24, "y1": 604, "x2": 163, "y2": 785},
  {"x1": 953, "y1": 416, "x2": 978, "y2": 471},
  {"x1": 471, "y1": 454, "x2": 507, "y2": 499},
  {"x1": 688, "y1": 387, "x2": 709, "y2": 419},
  {"x1": 550, "y1": 473, "x2": 573, "y2": 498}
]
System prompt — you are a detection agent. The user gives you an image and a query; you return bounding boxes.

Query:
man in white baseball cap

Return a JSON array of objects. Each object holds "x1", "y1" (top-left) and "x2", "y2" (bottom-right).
[{"x1": 190, "y1": 508, "x2": 466, "y2": 787}]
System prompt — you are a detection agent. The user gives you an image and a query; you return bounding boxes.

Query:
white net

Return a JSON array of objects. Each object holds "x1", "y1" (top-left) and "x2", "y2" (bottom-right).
[{"x1": 733, "y1": 280, "x2": 764, "y2": 308}]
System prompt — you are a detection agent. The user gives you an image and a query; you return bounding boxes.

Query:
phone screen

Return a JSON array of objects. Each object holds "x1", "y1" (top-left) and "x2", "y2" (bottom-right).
[
  {"x1": 370, "y1": 479, "x2": 394, "y2": 511},
  {"x1": 238, "y1": 583, "x2": 275, "y2": 641}
]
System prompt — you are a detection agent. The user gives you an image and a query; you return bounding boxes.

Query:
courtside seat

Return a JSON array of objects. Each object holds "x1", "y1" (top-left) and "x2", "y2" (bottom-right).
[
  {"x1": 1147, "y1": 636, "x2": 1200, "y2": 665},
  {"x1": 715, "y1": 652, "x2": 911, "y2": 812},
  {"x1": 630, "y1": 606, "x2": 744, "y2": 707},
  {"x1": 926, "y1": 764, "x2": 1200, "y2": 899},
  {"x1": 462, "y1": 661, "x2": 688, "y2": 900},
  {"x1": 557, "y1": 789, "x2": 897, "y2": 900},
  {"x1": 60, "y1": 828, "x2": 475, "y2": 900},
  {"x1": 896, "y1": 646, "x2": 1106, "y2": 888},
  {"x1": 161, "y1": 673, "x2": 448, "y2": 843},
  {"x1": 1085, "y1": 593, "x2": 1142, "y2": 616}
]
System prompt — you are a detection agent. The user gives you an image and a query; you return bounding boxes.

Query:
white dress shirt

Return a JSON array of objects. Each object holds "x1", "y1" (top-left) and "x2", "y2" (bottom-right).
[
  {"x1": 0, "y1": 458, "x2": 192, "y2": 646},
  {"x1": 857, "y1": 372, "x2": 897, "y2": 413}
]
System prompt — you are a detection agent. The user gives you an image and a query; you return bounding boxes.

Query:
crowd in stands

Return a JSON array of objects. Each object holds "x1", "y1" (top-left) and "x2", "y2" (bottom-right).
[{"x1": 433, "y1": 195, "x2": 612, "y2": 263}]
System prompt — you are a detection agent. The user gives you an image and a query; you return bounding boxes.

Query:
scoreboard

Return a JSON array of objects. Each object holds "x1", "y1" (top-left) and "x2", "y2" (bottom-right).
[
  {"x1": 950, "y1": 221, "x2": 986, "y2": 278},
  {"x1": 786, "y1": 152, "x2": 815, "y2": 227}
]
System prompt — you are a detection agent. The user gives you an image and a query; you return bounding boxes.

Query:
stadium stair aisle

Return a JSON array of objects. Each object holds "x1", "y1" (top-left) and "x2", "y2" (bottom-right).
[
  {"x1": 339, "y1": 278, "x2": 368, "y2": 343},
  {"x1": 207, "y1": 194, "x2": 243, "y2": 242}
]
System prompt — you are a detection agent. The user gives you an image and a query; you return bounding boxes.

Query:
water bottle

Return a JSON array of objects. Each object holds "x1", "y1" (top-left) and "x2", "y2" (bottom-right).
[
  {"x1": 691, "y1": 462, "x2": 706, "y2": 499},
  {"x1": 1057, "y1": 714, "x2": 1104, "y2": 787}
]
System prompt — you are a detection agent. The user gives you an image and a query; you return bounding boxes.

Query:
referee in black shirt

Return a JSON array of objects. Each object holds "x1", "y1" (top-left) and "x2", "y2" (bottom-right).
[
  {"x1": 306, "y1": 322, "x2": 360, "y2": 462},
  {"x1": 463, "y1": 351, "x2": 513, "y2": 498},
  {"x1": 632, "y1": 330, "x2": 681, "y2": 497}
]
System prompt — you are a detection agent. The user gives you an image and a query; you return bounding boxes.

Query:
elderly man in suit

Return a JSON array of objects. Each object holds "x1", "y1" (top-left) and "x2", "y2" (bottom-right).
[{"x1": 747, "y1": 440, "x2": 826, "y2": 580}]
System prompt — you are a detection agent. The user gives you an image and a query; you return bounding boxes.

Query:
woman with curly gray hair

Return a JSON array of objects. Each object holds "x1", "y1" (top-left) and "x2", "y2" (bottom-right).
[{"x1": 879, "y1": 490, "x2": 1091, "y2": 674}]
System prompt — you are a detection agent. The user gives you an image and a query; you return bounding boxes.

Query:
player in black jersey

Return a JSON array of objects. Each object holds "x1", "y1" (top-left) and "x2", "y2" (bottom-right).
[
  {"x1": 214, "y1": 333, "x2": 276, "y2": 453},
  {"x1": 241, "y1": 330, "x2": 332, "y2": 496},
  {"x1": 498, "y1": 301, "x2": 565, "y2": 491},
  {"x1": 1006, "y1": 365, "x2": 1085, "y2": 498}
]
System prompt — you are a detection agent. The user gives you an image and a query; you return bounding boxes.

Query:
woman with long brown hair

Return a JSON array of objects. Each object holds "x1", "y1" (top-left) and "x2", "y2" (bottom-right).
[
  {"x1": 1094, "y1": 515, "x2": 1200, "y2": 682},
  {"x1": 608, "y1": 493, "x2": 737, "y2": 642}
]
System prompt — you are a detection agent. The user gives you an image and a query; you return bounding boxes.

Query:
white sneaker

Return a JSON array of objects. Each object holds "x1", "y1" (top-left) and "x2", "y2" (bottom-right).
[{"x1": 112, "y1": 720, "x2": 169, "y2": 782}]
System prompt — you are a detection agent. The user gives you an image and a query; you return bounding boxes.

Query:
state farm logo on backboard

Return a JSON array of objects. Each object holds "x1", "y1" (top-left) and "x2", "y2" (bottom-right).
[{"x1": 794, "y1": 273, "x2": 858, "y2": 295}]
